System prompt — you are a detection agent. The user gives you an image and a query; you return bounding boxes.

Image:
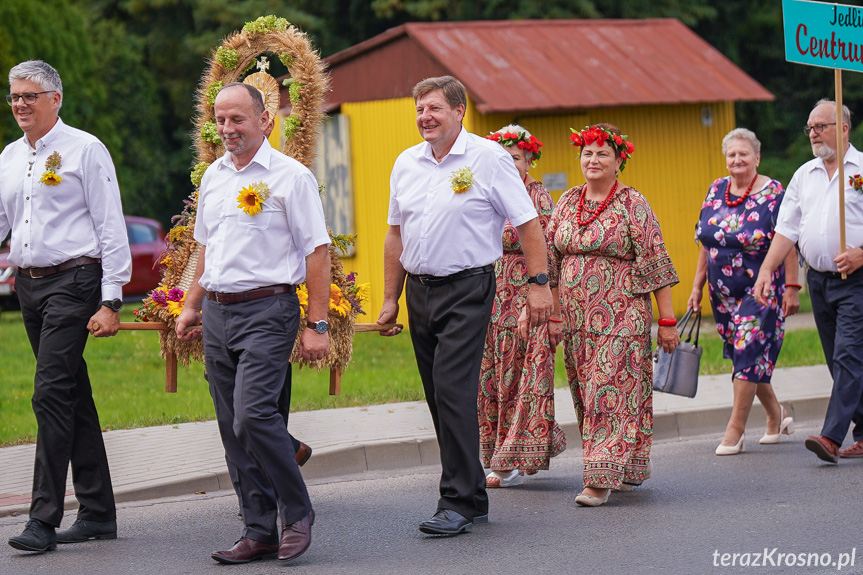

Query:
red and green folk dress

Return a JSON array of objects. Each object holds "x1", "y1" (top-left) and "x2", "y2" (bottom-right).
[
  {"x1": 548, "y1": 184, "x2": 678, "y2": 490},
  {"x1": 478, "y1": 181, "x2": 566, "y2": 472}
]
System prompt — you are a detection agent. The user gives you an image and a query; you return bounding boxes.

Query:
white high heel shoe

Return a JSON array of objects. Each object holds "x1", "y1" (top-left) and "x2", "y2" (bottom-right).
[
  {"x1": 715, "y1": 434, "x2": 745, "y2": 455},
  {"x1": 760, "y1": 406, "x2": 795, "y2": 444}
]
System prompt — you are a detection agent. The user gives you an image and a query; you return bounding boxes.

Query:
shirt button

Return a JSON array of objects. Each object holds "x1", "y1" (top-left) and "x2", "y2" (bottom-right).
[
  {"x1": 26, "y1": 196, "x2": 30, "y2": 200},
  {"x1": 25, "y1": 220, "x2": 28, "y2": 223}
]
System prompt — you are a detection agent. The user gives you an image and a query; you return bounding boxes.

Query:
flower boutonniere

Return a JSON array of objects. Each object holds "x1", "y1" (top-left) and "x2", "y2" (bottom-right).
[
  {"x1": 850, "y1": 174, "x2": 863, "y2": 194},
  {"x1": 40, "y1": 151, "x2": 63, "y2": 186},
  {"x1": 450, "y1": 167, "x2": 474, "y2": 194},
  {"x1": 236, "y1": 181, "x2": 271, "y2": 215}
]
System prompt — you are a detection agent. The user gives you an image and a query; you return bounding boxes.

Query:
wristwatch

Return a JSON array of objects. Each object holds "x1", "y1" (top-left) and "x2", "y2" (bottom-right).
[
  {"x1": 307, "y1": 320, "x2": 329, "y2": 334},
  {"x1": 100, "y1": 298, "x2": 123, "y2": 312},
  {"x1": 527, "y1": 273, "x2": 549, "y2": 286}
]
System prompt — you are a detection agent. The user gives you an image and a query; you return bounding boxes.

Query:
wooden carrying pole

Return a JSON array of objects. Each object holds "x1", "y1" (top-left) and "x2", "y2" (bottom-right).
[
  {"x1": 836, "y1": 70, "x2": 848, "y2": 279},
  {"x1": 107, "y1": 321, "x2": 403, "y2": 395}
]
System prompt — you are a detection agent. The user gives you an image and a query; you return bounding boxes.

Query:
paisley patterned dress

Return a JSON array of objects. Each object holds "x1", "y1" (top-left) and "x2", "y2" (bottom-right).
[
  {"x1": 548, "y1": 184, "x2": 678, "y2": 489},
  {"x1": 695, "y1": 177, "x2": 786, "y2": 383},
  {"x1": 478, "y1": 181, "x2": 566, "y2": 471}
]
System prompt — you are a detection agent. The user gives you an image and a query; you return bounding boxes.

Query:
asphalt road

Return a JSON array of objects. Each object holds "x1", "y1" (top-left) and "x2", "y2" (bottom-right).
[{"x1": 1, "y1": 420, "x2": 861, "y2": 575}]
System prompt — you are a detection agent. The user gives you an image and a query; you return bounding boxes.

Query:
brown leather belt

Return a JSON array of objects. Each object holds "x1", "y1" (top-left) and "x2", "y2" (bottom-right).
[
  {"x1": 206, "y1": 284, "x2": 296, "y2": 304},
  {"x1": 18, "y1": 256, "x2": 101, "y2": 279}
]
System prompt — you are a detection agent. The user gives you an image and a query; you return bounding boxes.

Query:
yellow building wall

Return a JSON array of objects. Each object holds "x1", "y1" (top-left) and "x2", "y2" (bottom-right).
[{"x1": 334, "y1": 97, "x2": 734, "y2": 323}]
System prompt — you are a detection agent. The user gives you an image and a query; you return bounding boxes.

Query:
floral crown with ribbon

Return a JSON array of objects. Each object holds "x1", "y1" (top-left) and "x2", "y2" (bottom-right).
[
  {"x1": 569, "y1": 125, "x2": 635, "y2": 172},
  {"x1": 486, "y1": 130, "x2": 544, "y2": 167}
]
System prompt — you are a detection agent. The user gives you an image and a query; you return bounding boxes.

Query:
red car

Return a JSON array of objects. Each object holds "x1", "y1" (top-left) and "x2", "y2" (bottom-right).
[{"x1": 0, "y1": 216, "x2": 166, "y2": 309}]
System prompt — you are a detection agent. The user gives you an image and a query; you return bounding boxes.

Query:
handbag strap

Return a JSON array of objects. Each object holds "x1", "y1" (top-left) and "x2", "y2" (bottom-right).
[{"x1": 682, "y1": 311, "x2": 702, "y2": 346}]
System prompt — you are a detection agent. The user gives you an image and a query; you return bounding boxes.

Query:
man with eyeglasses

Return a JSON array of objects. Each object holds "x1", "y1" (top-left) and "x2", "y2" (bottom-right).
[
  {"x1": 1, "y1": 60, "x2": 131, "y2": 553},
  {"x1": 754, "y1": 98, "x2": 863, "y2": 464}
]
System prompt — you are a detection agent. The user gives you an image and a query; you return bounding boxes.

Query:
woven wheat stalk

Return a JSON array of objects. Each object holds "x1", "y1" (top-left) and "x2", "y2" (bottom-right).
[{"x1": 142, "y1": 17, "x2": 355, "y2": 372}]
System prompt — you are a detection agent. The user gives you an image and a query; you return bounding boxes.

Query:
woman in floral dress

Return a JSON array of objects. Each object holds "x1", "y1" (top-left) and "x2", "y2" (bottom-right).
[
  {"x1": 548, "y1": 124, "x2": 679, "y2": 507},
  {"x1": 478, "y1": 125, "x2": 566, "y2": 489},
  {"x1": 688, "y1": 128, "x2": 800, "y2": 456}
]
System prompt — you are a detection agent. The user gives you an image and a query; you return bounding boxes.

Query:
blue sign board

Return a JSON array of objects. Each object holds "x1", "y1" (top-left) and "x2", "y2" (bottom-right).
[{"x1": 783, "y1": 0, "x2": 863, "y2": 72}]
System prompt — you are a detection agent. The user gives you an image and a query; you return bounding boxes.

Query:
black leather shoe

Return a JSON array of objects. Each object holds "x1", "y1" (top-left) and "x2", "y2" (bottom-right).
[
  {"x1": 57, "y1": 519, "x2": 117, "y2": 543},
  {"x1": 295, "y1": 442, "x2": 312, "y2": 467},
  {"x1": 8, "y1": 519, "x2": 57, "y2": 553},
  {"x1": 418, "y1": 509, "x2": 472, "y2": 536}
]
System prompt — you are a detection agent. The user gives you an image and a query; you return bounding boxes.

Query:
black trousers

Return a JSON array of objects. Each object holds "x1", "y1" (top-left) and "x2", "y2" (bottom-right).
[
  {"x1": 808, "y1": 269, "x2": 863, "y2": 444},
  {"x1": 405, "y1": 271, "x2": 495, "y2": 520},
  {"x1": 16, "y1": 264, "x2": 116, "y2": 527},
  {"x1": 203, "y1": 293, "x2": 311, "y2": 544}
]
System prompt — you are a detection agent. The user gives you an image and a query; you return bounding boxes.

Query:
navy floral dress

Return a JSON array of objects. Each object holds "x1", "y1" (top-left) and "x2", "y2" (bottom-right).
[{"x1": 695, "y1": 177, "x2": 786, "y2": 383}]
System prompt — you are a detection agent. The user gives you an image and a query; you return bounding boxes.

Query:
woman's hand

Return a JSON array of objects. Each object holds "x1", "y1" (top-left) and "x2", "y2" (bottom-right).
[
  {"x1": 782, "y1": 286, "x2": 800, "y2": 317},
  {"x1": 657, "y1": 325, "x2": 680, "y2": 354},
  {"x1": 686, "y1": 287, "x2": 703, "y2": 313},
  {"x1": 547, "y1": 319, "x2": 564, "y2": 349}
]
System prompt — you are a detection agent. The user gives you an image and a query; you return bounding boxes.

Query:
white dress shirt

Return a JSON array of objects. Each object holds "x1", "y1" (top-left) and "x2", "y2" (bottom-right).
[
  {"x1": 776, "y1": 143, "x2": 863, "y2": 272},
  {"x1": 388, "y1": 127, "x2": 538, "y2": 276},
  {"x1": 195, "y1": 139, "x2": 330, "y2": 292},
  {"x1": 0, "y1": 118, "x2": 131, "y2": 300}
]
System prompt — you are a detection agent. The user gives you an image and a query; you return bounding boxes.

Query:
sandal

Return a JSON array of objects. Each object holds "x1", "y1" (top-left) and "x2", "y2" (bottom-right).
[{"x1": 486, "y1": 470, "x2": 525, "y2": 488}]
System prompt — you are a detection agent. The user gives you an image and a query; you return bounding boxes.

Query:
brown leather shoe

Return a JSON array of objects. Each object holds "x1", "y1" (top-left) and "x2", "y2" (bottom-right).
[
  {"x1": 278, "y1": 511, "x2": 312, "y2": 561},
  {"x1": 211, "y1": 538, "x2": 278, "y2": 564},
  {"x1": 295, "y1": 442, "x2": 312, "y2": 467},
  {"x1": 839, "y1": 440, "x2": 863, "y2": 458},
  {"x1": 804, "y1": 435, "x2": 839, "y2": 464}
]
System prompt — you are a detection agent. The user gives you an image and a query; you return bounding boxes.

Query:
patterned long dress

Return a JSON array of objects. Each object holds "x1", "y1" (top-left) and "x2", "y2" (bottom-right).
[
  {"x1": 478, "y1": 181, "x2": 566, "y2": 472},
  {"x1": 695, "y1": 177, "x2": 786, "y2": 383},
  {"x1": 547, "y1": 184, "x2": 678, "y2": 490}
]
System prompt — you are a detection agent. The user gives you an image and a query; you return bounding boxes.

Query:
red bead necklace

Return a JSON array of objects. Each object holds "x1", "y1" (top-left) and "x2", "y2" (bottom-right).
[
  {"x1": 724, "y1": 174, "x2": 758, "y2": 207},
  {"x1": 576, "y1": 180, "x2": 618, "y2": 226}
]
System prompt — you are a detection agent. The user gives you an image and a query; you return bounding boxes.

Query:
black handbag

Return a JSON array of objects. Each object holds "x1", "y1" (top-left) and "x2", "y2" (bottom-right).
[{"x1": 652, "y1": 309, "x2": 702, "y2": 398}]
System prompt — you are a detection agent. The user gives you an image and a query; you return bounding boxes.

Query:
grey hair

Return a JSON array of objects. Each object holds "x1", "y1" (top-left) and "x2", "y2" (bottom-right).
[
  {"x1": 722, "y1": 128, "x2": 761, "y2": 156},
  {"x1": 814, "y1": 98, "x2": 852, "y2": 130},
  {"x1": 8, "y1": 60, "x2": 63, "y2": 109},
  {"x1": 492, "y1": 123, "x2": 534, "y2": 162}
]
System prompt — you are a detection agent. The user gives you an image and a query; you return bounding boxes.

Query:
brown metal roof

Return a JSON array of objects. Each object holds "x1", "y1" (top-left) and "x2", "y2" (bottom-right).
[{"x1": 324, "y1": 19, "x2": 773, "y2": 114}]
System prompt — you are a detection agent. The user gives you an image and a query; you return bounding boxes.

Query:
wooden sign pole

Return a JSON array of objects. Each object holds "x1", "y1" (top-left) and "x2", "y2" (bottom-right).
[{"x1": 836, "y1": 70, "x2": 848, "y2": 279}]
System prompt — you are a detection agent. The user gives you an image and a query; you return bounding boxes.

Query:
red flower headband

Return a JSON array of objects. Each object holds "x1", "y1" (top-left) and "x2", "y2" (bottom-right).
[
  {"x1": 569, "y1": 125, "x2": 635, "y2": 172},
  {"x1": 486, "y1": 130, "x2": 544, "y2": 167}
]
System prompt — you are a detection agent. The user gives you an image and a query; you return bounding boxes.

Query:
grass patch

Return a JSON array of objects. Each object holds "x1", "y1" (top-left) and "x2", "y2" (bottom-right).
[{"x1": 1, "y1": 307, "x2": 826, "y2": 446}]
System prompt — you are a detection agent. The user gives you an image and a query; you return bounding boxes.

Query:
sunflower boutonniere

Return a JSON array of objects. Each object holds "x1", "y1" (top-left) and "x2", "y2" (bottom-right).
[
  {"x1": 236, "y1": 181, "x2": 271, "y2": 215},
  {"x1": 40, "y1": 151, "x2": 63, "y2": 186},
  {"x1": 450, "y1": 167, "x2": 474, "y2": 194}
]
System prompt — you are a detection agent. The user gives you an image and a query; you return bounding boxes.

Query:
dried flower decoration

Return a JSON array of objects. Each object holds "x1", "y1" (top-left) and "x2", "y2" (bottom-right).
[
  {"x1": 236, "y1": 181, "x2": 271, "y2": 216},
  {"x1": 40, "y1": 151, "x2": 63, "y2": 186},
  {"x1": 450, "y1": 167, "x2": 475, "y2": 194}
]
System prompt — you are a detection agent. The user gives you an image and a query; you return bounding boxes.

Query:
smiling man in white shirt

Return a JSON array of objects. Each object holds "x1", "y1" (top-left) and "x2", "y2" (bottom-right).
[
  {"x1": 175, "y1": 82, "x2": 331, "y2": 565},
  {"x1": 1, "y1": 60, "x2": 131, "y2": 553},
  {"x1": 377, "y1": 76, "x2": 553, "y2": 536},
  {"x1": 755, "y1": 99, "x2": 863, "y2": 464}
]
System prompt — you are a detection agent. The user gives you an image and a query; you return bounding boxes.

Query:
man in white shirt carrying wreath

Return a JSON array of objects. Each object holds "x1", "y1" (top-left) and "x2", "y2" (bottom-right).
[
  {"x1": 377, "y1": 75, "x2": 553, "y2": 536},
  {"x1": 1, "y1": 60, "x2": 132, "y2": 553},
  {"x1": 754, "y1": 99, "x2": 863, "y2": 464}
]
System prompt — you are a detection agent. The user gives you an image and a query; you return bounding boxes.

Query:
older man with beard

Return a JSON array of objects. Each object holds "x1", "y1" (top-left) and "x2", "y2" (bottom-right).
[{"x1": 754, "y1": 99, "x2": 863, "y2": 463}]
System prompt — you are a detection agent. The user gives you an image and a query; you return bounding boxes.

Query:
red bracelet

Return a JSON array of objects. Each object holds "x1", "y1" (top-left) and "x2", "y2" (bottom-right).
[
  {"x1": 785, "y1": 283, "x2": 802, "y2": 289},
  {"x1": 547, "y1": 317, "x2": 563, "y2": 323},
  {"x1": 657, "y1": 318, "x2": 677, "y2": 327}
]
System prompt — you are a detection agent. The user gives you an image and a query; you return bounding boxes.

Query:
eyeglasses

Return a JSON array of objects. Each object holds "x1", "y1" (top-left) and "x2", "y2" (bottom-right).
[
  {"x1": 5, "y1": 91, "x2": 55, "y2": 106},
  {"x1": 803, "y1": 123, "x2": 836, "y2": 135}
]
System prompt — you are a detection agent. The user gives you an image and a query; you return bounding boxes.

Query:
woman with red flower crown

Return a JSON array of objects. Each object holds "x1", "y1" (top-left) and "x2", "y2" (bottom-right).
[
  {"x1": 479, "y1": 124, "x2": 566, "y2": 488},
  {"x1": 688, "y1": 128, "x2": 800, "y2": 456},
  {"x1": 545, "y1": 123, "x2": 679, "y2": 506}
]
